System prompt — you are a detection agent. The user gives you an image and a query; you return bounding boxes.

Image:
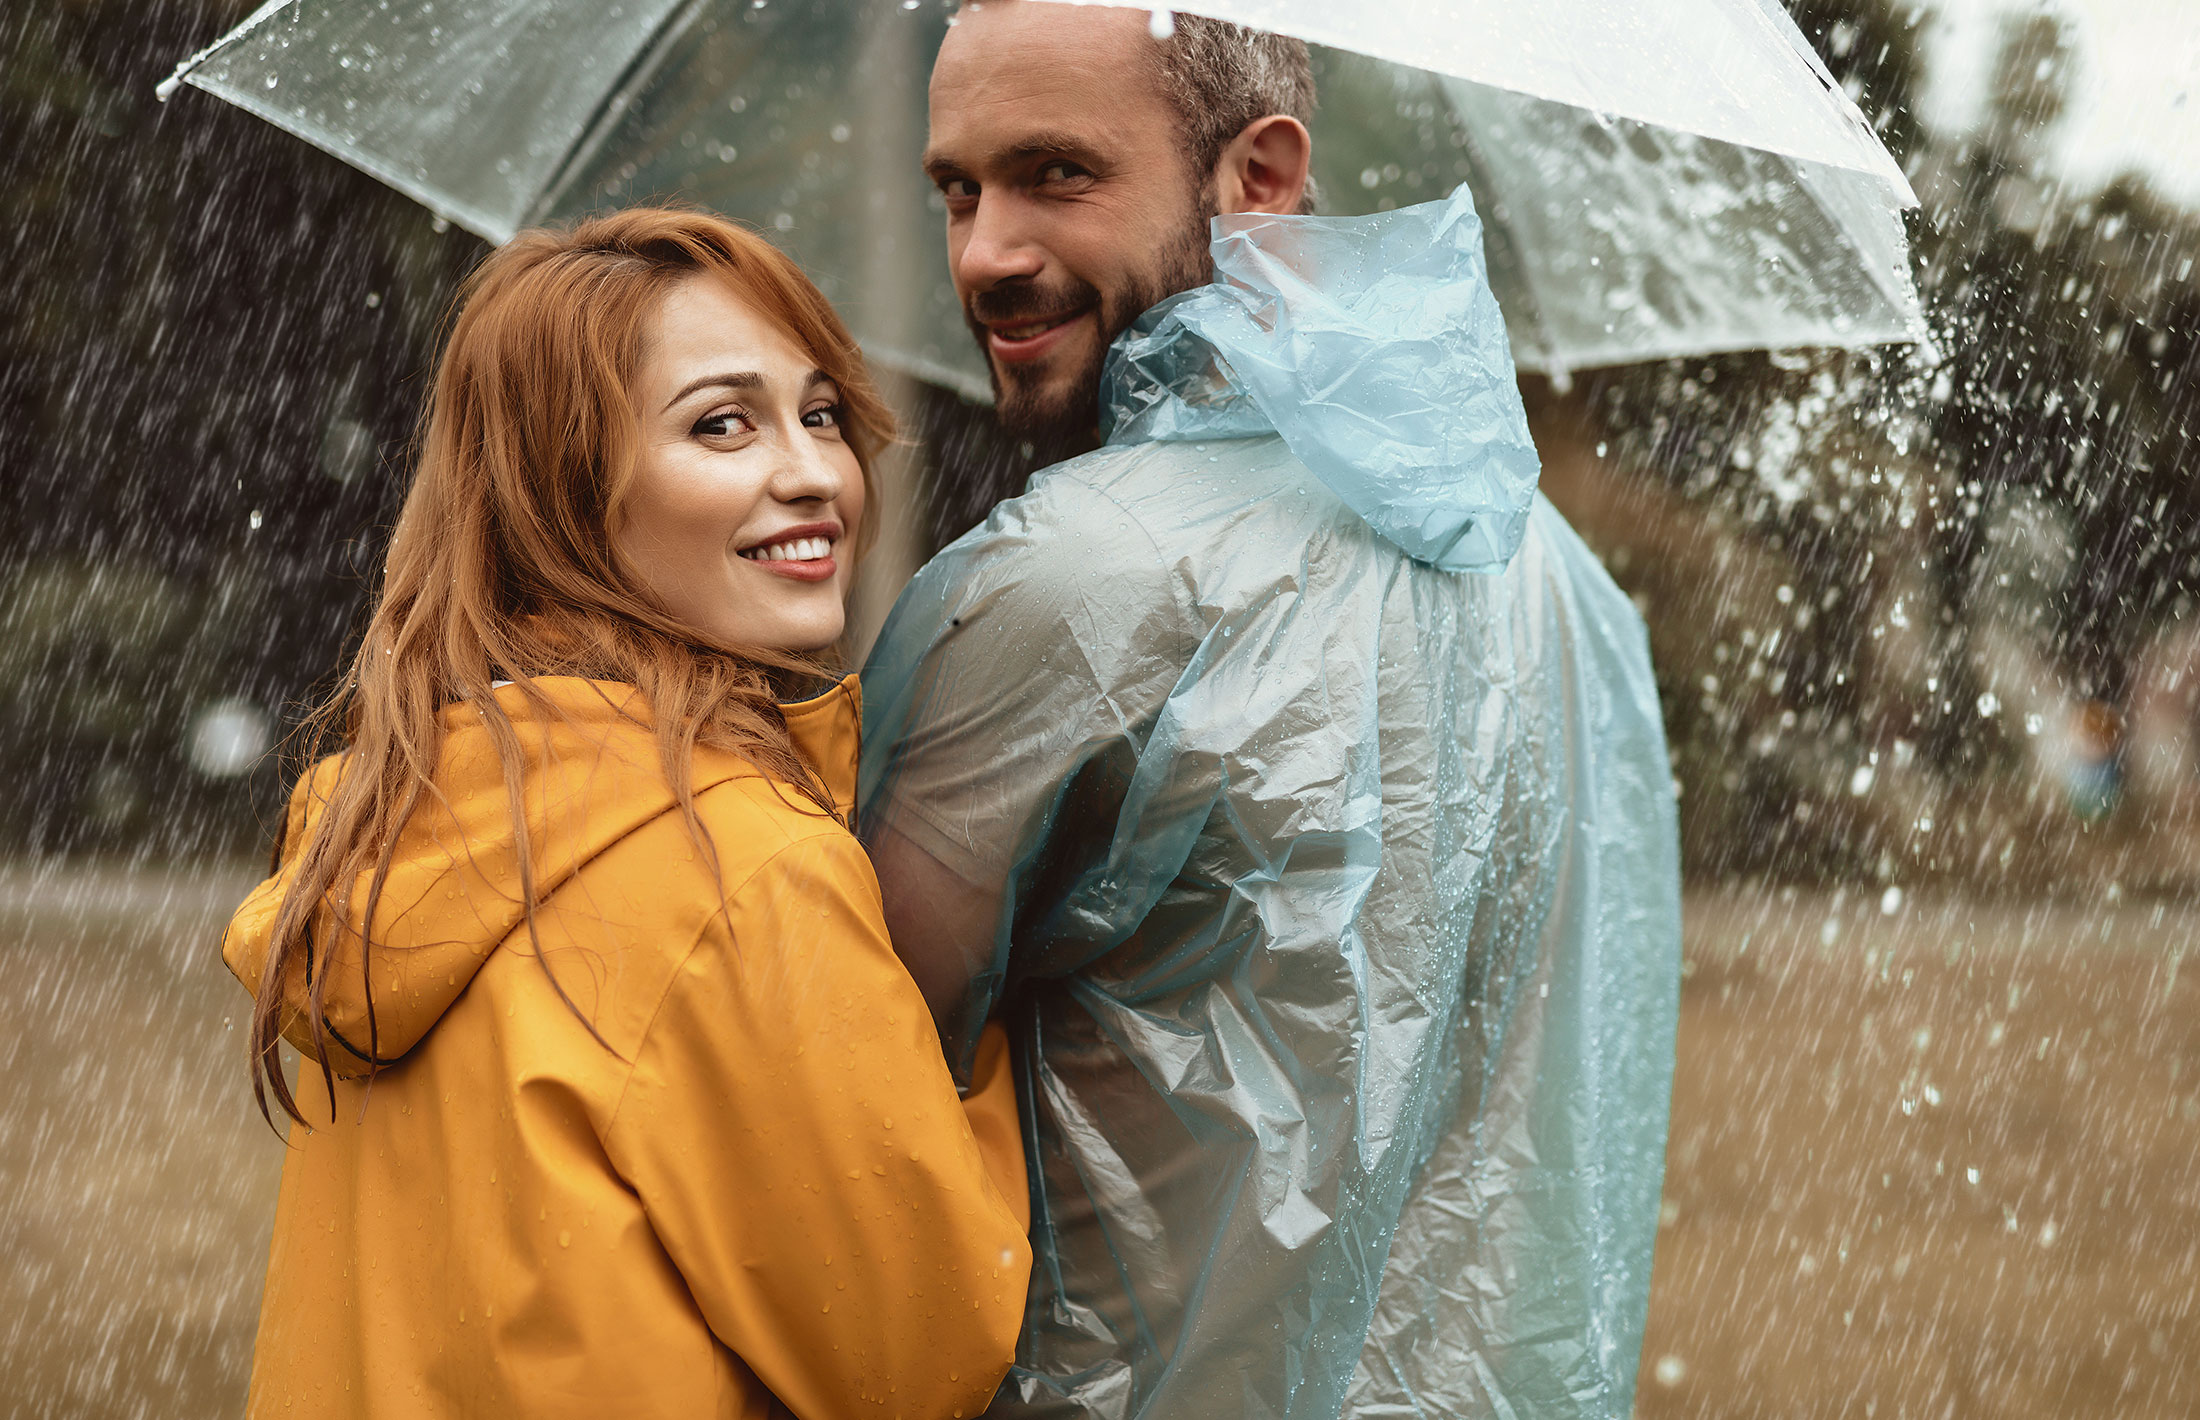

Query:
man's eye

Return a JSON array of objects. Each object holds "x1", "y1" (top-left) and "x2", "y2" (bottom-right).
[
  {"x1": 1039, "y1": 162, "x2": 1086, "y2": 184},
  {"x1": 941, "y1": 178, "x2": 978, "y2": 200}
]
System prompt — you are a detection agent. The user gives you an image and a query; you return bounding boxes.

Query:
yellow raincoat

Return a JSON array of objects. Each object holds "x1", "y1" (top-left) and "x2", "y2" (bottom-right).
[{"x1": 223, "y1": 675, "x2": 1031, "y2": 1419}]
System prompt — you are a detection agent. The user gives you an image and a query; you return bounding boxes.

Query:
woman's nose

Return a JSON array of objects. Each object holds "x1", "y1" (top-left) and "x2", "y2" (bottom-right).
[{"x1": 770, "y1": 422, "x2": 848, "y2": 504}]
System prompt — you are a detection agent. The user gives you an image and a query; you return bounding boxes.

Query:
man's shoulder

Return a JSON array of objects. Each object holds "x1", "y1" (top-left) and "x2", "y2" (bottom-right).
[{"x1": 999, "y1": 434, "x2": 1298, "y2": 549}]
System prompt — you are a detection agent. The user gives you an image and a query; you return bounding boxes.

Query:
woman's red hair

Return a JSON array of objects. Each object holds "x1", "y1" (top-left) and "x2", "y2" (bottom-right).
[{"x1": 250, "y1": 208, "x2": 897, "y2": 1126}]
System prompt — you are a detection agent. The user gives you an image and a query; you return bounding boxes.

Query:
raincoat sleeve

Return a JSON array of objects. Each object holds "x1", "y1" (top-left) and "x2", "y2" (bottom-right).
[
  {"x1": 603, "y1": 825, "x2": 1031, "y2": 1420},
  {"x1": 861, "y1": 472, "x2": 1199, "y2": 1067}
]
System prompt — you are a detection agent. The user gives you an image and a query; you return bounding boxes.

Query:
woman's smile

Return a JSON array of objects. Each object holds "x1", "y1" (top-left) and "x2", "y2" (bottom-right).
[{"x1": 736, "y1": 520, "x2": 842, "y2": 581}]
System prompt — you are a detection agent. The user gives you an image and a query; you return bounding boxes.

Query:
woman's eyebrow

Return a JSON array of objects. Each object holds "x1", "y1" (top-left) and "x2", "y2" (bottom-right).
[{"x1": 663, "y1": 370, "x2": 764, "y2": 413}]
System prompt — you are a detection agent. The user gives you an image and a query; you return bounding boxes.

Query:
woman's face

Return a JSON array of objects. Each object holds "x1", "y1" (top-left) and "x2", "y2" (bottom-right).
[{"x1": 616, "y1": 275, "x2": 866, "y2": 653}]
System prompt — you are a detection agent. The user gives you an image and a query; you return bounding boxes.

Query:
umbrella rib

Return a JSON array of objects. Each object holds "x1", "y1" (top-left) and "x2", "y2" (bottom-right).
[
  {"x1": 525, "y1": 0, "x2": 716, "y2": 230},
  {"x1": 155, "y1": 0, "x2": 300, "y2": 102}
]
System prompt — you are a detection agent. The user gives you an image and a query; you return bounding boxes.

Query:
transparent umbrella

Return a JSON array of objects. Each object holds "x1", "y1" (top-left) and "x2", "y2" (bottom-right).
[{"x1": 160, "y1": 0, "x2": 1926, "y2": 387}]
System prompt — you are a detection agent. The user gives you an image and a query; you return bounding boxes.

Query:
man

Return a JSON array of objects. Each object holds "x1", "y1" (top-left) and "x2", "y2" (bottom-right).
[{"x1": 861, "y1": 5, "x2": 1682, "y2": 1416}]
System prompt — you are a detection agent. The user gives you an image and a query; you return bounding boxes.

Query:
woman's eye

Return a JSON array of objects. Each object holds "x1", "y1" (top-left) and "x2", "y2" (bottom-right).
[
  {"x1": 802, "y1": 403, "x2": 844, "y2": 431},
  {"x1": 693, "y1": 410, "x2": 753, "y2": 438}
]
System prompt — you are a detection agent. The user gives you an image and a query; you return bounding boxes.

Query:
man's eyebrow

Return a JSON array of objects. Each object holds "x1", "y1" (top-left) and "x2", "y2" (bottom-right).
[{"x1": 923, "y1": 131, "x2": 1108, "y2": 181}]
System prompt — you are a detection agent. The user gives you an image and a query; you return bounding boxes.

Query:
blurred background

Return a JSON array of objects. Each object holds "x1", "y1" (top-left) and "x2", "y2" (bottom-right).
[{"x1": 2, "y1": 0, "x2": 2195, "y2": 1415}]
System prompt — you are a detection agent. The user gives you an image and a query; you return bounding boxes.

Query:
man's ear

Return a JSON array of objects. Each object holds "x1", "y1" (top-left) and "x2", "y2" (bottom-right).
[{"x1": 1213, "y1": 114, "x2": 1312, "y2": 217}]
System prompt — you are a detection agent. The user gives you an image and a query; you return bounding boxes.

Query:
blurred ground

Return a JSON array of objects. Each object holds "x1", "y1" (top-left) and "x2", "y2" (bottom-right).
[
  {"x1": 3, "y1": 867, "x2": 2194, "y2": 1417},
  {"x1": 1637, "y1": 887, "x2": 2200, "y2": 1418},
  {"x1": 0, "y1": 864, "x2": 277, "y2": 1419}
]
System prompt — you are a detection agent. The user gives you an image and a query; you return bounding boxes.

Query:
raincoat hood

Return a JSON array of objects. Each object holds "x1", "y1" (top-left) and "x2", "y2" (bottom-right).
[
  {"x1": 224, "y1": 676, "x2": 860, "y2": 1072},
  {"x1": 1101, "y1": 183, "x2": 1543, "y2": 573}
]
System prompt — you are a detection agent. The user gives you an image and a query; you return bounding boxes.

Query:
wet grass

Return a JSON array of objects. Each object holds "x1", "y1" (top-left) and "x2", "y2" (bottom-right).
[
  {"x1": 1638, "y1": 888, "x2": 2200, "y2": 1418},
  {"x1": 0, "y1": 863, "x2": 276, "y2": 1420},
  {"x1": 4, "y1": 865, "x2": 2193, "y2": 1416}
]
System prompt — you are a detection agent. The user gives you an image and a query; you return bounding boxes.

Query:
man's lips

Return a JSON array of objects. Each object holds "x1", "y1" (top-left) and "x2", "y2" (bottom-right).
[{"x1": 985, "y1": 309, "x2": 1092, "y2": 364}]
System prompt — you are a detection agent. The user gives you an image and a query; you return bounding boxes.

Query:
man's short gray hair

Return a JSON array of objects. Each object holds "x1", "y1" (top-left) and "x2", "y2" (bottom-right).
[{"x1": 1150, "y1": 16, "x2": 1318, "y2": 211}]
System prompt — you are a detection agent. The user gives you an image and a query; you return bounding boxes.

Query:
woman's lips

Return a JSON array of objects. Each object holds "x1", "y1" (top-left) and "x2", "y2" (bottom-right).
[
  {"x1": 987, "y1": 309, "x2": 1091, "y2": 364},
  {"x1": 750, "y1": 554, "x2": 836, "y2": 583},
  {"x1": 739, "y1": 531, "x2": 839, "y2": 583}
]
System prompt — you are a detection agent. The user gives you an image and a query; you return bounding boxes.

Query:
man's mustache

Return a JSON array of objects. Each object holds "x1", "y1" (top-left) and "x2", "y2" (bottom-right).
[{"x1": 965, "y1": 277, "x2": 1102, "y2": 331}]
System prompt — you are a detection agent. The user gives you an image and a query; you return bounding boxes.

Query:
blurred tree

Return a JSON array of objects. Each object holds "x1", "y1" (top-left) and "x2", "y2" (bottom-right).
[
  {"x1": 0, "y1": 0, "x2": 480, "y2": 856},
  {"x1": 1579, "y1": 1, "x2": 2200, "y2": 880}
]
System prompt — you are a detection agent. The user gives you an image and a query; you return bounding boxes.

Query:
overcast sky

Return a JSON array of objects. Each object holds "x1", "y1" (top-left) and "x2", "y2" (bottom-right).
[{"x1": 1915, "y1": 0, "x2": 2200, "y2": 204}]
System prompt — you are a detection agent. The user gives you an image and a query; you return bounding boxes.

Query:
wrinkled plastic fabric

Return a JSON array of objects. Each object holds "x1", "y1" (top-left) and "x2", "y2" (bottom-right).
[
  {"x1": 164, "y1": 0, "x2": 1923, "y2": 389},
  {"x1": 1106, "y1": 187, "x2": 1540, "y2": 572},
  {"x1": 860, "y1": 191, "x2": 1681, "y2": 1418}
]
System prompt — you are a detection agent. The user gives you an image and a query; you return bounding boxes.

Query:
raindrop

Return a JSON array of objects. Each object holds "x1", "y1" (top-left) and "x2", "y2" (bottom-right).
[
  {"x1": 1880, "y1": 886, "x2": 1903, "y2": 915},
  {"x1": 1654, "y1": 1355, "x2": 1687, "y2": 1387},
  {"x1": 247, "y1": 509, "x2": 264, "y2": 531},
  {"x1": 187, "y1": 699, "x2": 270, "y2": 778},
  {"x1": 1147, "y1": 8, "x2": 1174, "y2": 40}
]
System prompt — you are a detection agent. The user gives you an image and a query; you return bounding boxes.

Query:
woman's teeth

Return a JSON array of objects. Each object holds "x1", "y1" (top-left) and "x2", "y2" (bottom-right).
[{"x1": 742, "y1": 535, "x2": 832, "y2": 563}]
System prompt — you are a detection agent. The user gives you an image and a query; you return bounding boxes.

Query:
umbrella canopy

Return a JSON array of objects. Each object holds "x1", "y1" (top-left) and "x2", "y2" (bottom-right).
[{"x1": 161, "y1": 0, "x2": 1926, "y2": 388}]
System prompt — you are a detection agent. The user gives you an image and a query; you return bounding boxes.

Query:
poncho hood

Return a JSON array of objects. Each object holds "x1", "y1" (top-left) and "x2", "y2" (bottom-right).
[
  {"x1": 223, "y1": 676, "x2": 860, "y2": 1073},
  {"x1": 1100, "y1": 183, "x2": 1543, "y2": 573}
]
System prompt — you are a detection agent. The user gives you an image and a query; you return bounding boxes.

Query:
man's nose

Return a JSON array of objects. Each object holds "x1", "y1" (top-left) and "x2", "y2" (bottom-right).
[{"x1": 955, "y1": 194, "x2": 1046, "y2": 293}]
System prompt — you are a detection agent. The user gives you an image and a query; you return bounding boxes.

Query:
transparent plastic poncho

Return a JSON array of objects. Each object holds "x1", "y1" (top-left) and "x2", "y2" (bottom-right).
[{"x1": 860, "y1": 188, "x2": 1682, "y2": 1419}]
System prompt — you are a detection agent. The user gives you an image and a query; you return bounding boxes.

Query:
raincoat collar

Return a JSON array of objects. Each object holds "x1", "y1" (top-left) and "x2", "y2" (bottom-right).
[
  {"x1": 1099, "y1": 184, "x2": 1544, "y2": 573},
  {"x1": 223, "y1": 673, "x2": 861, "y2": 1075}
]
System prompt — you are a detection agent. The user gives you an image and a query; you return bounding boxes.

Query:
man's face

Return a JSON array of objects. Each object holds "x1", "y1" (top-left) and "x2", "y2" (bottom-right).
[{"x1": 926, "y1": 2, "x2": 1213, "y2": 441}]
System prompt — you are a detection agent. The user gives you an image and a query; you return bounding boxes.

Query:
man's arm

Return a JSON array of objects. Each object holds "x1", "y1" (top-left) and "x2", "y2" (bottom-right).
[
  {"x1": 868, "y1": 820, "x2": 1002, "y2": 1022},
  {"x1": 859, "y1": 465, "x2": 1193, "y2": 1063}
]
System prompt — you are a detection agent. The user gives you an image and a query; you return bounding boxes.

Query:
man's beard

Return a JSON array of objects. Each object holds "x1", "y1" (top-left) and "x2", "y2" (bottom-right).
[{"x1": 966, "y1": 192, "x2": 1217, "y2": 446}]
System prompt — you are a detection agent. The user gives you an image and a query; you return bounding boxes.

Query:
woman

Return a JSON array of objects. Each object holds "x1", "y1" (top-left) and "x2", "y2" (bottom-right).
[{"x1": 222, "y1": 208, "x2": 1031, "y2": 1419}]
